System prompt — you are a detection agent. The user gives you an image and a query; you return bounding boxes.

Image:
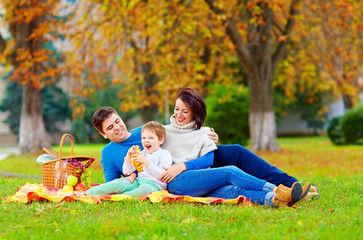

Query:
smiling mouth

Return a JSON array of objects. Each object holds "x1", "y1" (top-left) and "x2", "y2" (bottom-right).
[{"x1": 145, "y1": 145, "x2": 152, "y2": 150}]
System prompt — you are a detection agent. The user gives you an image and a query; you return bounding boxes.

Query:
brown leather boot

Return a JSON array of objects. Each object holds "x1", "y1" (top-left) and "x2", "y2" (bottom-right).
[
  {"x1": 277, "y1": 182, "x2": 311, "y2": 201},
  {"x1": 301, "y1": 191, "x2": 320, "y2": 201},
  {"x1": 274, "y1": 182, "x2": 302, "y2": 207},
  {"x1": 309, "y1": 185, "x2": 319, "y2": 193},
  {"x1": 301, "y1": 182, "x2": 311, "y2": 199}
]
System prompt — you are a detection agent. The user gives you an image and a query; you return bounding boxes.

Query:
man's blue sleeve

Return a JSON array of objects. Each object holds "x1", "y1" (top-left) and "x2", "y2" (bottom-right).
[
  {"x1": 102, "y1": 162, "x2": 121, "y2": 182},
  {"x1": 184, "y1": 151, "x2": 214, "y2": 170},
  {"x1": 101, "y1": 146, "x2": 122, "y2": 182}
]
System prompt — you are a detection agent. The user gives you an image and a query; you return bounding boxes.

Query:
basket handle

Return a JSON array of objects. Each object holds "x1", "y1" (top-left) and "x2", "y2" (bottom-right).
[{"x1": 58, "y1": 134, "x2": 74, "y2": 159}]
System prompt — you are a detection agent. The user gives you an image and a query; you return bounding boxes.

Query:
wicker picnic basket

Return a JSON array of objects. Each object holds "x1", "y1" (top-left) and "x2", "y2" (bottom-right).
[{"x1": 41, "y1": 133, "x2": 94, "y2": 189}]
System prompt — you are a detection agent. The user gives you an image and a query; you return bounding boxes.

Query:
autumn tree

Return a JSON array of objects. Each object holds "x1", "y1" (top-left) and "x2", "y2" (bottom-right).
[
  {"x1": 63, "y1": 0, "x2": 302, "y2": 151},
  {"x1": 62, "y1": 0, "x2": 361, "y2": 152},
  {"x1": 62, "y1": 0, "x2": 228, "y2": 123},
  {"x1": 0, "y1": 0, "x2": 61, "y2": 153},
  {"x1": 299, "y1": 0, "x2": 363, "y2": 109},
  {"x1": 273, "y1": 0, "x2": 363, "y2": 130},
  {"x1": 203, "y1": 0, "x2": 304, "y2": 151}
]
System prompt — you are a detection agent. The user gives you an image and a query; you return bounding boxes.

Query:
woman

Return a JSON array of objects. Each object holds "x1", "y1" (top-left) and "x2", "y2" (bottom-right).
[{"x1": 160, "y1": 87, "x2": 310, "y2": 207}]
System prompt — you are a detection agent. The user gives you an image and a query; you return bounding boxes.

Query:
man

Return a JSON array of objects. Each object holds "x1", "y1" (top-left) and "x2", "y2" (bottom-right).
[{"x1": 92, "y1": 106, "x2": 318, "y2": 200}]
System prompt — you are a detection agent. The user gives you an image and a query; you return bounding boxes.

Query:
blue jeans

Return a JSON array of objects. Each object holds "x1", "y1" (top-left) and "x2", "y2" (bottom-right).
[
  {"x1": 212, "y1": 145, "x2": 298, "y2": 187},
  {"x1": 168, "y1": 166, "x2": 276, "y2": 205}
]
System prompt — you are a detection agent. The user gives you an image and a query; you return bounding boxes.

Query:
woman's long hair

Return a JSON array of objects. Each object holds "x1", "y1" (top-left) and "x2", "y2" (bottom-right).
[{"x1": 176, "y1": 88, "x2": 207, "y2": 129}]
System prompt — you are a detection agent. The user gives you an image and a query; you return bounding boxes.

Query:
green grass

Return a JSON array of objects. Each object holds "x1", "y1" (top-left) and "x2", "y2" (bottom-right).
[{"x1": 0, "y1": 137, "x2": 362, "y2": 240}]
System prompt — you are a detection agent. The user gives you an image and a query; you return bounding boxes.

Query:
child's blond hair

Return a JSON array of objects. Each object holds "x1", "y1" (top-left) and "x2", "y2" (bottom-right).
[{"x1": 141, "y1": 121, "x2": 166, "y2": 140}]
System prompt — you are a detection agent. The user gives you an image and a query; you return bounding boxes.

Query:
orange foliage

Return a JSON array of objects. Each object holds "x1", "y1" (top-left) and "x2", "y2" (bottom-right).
[
  {"x1": 0, "y1": 0, "x2": 62, "y2": 90},
  {"x1": 61, "y1": 0, "x2": 239, "y2": 116},
  {"x1": 275, "y1": 0, "x2": 363, "y2": 107}
]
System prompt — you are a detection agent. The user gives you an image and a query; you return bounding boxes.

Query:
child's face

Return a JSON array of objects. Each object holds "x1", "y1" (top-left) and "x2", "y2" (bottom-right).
[{"x1": 141, "y1": 129, "x2": 164, "y2": 154}]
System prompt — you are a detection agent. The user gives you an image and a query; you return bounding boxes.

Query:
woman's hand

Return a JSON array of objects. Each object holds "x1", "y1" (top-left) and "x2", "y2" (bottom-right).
[
  {"x1": 208, "y1": 128, "x2": 219, "y2": 144},
  {"x1": 159, "y1": 163, "x2": 187, "y2": 183}
]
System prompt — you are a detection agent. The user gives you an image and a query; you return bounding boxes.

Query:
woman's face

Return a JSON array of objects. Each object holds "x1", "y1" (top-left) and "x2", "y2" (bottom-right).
[{"x1": 174, "y1": 98, "x2": 194, "y2": 126}]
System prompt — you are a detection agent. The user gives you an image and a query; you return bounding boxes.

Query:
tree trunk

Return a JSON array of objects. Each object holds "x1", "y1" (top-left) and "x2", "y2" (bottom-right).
[
  {"x1": 19, "y1": 85, "x2": 50, "y2": 153},
  {"x1": 342, "y1": 94, "x2": 353, "y2": 109},
  {"x1": 1, "y1": 1, "x2": 52, "y2": 153},
  {"x1": 246, "y1": 6, "x2": 279, "y2": 152},
  {"x1": 139, "y1": 60, "x2": 159, "y2": 122},
  {"x1": 248, "y1": 72, "x2": 280, "y2": 152}
]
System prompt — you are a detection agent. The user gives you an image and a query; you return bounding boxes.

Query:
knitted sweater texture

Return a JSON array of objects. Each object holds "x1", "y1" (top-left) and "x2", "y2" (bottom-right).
[{"x1": 162, "y1": 115, "x2": 217, "y2": 164}]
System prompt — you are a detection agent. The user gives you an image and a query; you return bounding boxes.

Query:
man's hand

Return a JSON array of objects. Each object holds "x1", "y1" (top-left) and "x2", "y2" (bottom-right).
[
  {"x1": 124, "y1": 173, "x2": 136, "y2": 183},
  {"x1": 208, "y1": 128, "x2": 219, "y2": 144},
  {"x1": 159, "y1": 163, "x2": 186, "y2": 183}
]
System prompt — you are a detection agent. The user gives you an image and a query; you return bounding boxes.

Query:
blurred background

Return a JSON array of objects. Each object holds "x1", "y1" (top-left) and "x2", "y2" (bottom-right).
[{"x1": 0, "y1": 0, "x2": 362, "y2": 154}]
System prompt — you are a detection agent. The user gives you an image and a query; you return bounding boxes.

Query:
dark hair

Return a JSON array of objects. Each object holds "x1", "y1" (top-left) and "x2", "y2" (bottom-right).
[
  {"x1": 92, "y1": 106, "x2": 118, "y2": 133},
  {"x1": 141, "y1": 121, "x2": 166, "y2": 140},
  {"x1": 176, "y1": 88, "x2": 206, "y2": 129}
]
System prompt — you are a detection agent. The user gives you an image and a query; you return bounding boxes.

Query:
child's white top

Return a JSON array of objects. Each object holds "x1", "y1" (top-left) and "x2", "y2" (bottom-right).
[{"x1": 122, "y1": 148, "x2": 172, "y2": 190}]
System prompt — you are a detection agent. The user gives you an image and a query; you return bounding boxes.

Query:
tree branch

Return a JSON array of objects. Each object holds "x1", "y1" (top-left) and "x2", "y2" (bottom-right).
[
  {"x1": 272, "y1": 20, "x2": 284, "y2": 34},
  {"x1": 0, "y1": 33, "x2": 6, "y2": 53},
  {"x1": 271, "y1": 0, "x2": 301, "y2": 70},
  {"x1": 204, "y1": 0, "x2": 254, "y2": 76}
]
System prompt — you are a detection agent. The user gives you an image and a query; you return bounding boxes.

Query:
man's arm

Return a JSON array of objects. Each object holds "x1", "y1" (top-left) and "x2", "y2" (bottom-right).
[
  {"x1": 101, "y1": 146, "x2": 123, "y2": 182},
  {"x1": 208, "y1": 128, "x2": 219, "y2": 144}
]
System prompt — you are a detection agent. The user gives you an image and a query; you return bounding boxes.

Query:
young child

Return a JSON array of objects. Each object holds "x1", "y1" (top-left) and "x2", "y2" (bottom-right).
[{"x1": 87, "y1": 121, "x2": 173, "y2": 197}]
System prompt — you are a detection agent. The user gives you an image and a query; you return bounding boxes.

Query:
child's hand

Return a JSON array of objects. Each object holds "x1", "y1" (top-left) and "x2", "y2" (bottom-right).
[
  {"x1": 135, "y1": 155, "x2": 150, "y2": 167},
  {"x1": 126, "y1": 145, "x2": 140, "y2": 160}
]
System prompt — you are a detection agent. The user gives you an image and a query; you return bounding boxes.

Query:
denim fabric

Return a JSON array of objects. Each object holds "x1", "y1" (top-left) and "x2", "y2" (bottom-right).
[
  {"x1": 168, "y1": 166, "x2": 276, "y2": 205},
  {"x1": 212, "y1": 144, "x2": 298, "y2": 187},
  {"x1": 264, "y1": 192, "x2": 276, "y2": 206}
]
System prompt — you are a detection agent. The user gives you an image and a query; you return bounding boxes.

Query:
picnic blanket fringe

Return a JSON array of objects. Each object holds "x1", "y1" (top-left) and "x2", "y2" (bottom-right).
[{"x1": 3, "y1": 183, "x2": 251, "y2": 205}]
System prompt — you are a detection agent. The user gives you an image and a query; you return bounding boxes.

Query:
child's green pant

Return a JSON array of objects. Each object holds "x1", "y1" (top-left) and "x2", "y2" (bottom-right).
[{"x1": 87, "y1": 178, "x2": 160, "y2": 198}]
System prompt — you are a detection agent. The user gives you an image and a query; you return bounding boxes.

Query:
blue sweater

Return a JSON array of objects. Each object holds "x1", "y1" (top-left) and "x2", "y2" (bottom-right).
[
  {"x1": 101, "y1": 127, "x2": 143, "y2": 182},
  {"x1": 101, "y1": 127, "x2": 214, "y2": 183}
]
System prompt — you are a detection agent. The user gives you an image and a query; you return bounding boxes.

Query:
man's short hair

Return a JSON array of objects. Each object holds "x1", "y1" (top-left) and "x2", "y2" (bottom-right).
[
  {"x1": 141, "y1": 121, "x2": 166, "y2": 140},
  {"x1": 92, "y1": 106, "x2": 118, "y2": 134}
]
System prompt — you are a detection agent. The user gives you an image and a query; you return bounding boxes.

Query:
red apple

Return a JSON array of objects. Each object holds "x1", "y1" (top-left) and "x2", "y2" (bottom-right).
[{"x1": 74, "y1": 182, "x2": 88, "y2": 191}]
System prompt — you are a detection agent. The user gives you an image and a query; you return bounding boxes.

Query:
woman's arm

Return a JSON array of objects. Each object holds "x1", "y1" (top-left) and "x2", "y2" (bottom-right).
[
  {"x1": 184, "y1": 151, "x2": 214, "y2": 170},
  {"x1": 159, "y1": 151, "x2": 214, "y2": 183}
]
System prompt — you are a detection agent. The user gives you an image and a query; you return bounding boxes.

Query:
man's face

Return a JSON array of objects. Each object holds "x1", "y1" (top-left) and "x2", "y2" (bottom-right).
[{"x1": 100, "y1": 113, "x2": 130, "y2": 143}]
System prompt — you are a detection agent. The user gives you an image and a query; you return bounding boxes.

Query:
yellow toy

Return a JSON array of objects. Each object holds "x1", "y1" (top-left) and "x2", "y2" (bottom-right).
[{"x1": 131, "y1": 146, "x2": 143, "y2": 172}]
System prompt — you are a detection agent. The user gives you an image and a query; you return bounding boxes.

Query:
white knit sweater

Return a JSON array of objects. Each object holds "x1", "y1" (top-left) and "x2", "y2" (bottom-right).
[{"x1": 162, "y1": 115, "x2": 217, "y2": 164}]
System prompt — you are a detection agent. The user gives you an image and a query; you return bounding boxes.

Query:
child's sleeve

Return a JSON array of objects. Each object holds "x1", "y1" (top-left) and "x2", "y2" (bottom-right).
[
  {"x1": 146, "y1": 150, "x2": 173, "y2": 178},
  {"x1": 122, "y1": 157, "x2": 136, "y2": 175}
]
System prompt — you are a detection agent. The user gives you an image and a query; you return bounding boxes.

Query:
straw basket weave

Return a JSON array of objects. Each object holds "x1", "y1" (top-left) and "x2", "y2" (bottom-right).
[{"x1": 41, "y1": 133, "x2": 94, "y2": 189}]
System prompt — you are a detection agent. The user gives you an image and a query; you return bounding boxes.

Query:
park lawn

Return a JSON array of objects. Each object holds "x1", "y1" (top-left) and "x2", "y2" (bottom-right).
[{"x1": 0, "y1": 137, "x2": 362, "y2": 239}]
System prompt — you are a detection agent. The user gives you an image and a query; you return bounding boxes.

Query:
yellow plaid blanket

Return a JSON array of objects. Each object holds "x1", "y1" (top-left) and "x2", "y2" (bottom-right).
[{"x1": 3, "y1": 183, "x2": 251, "y2": 205}]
